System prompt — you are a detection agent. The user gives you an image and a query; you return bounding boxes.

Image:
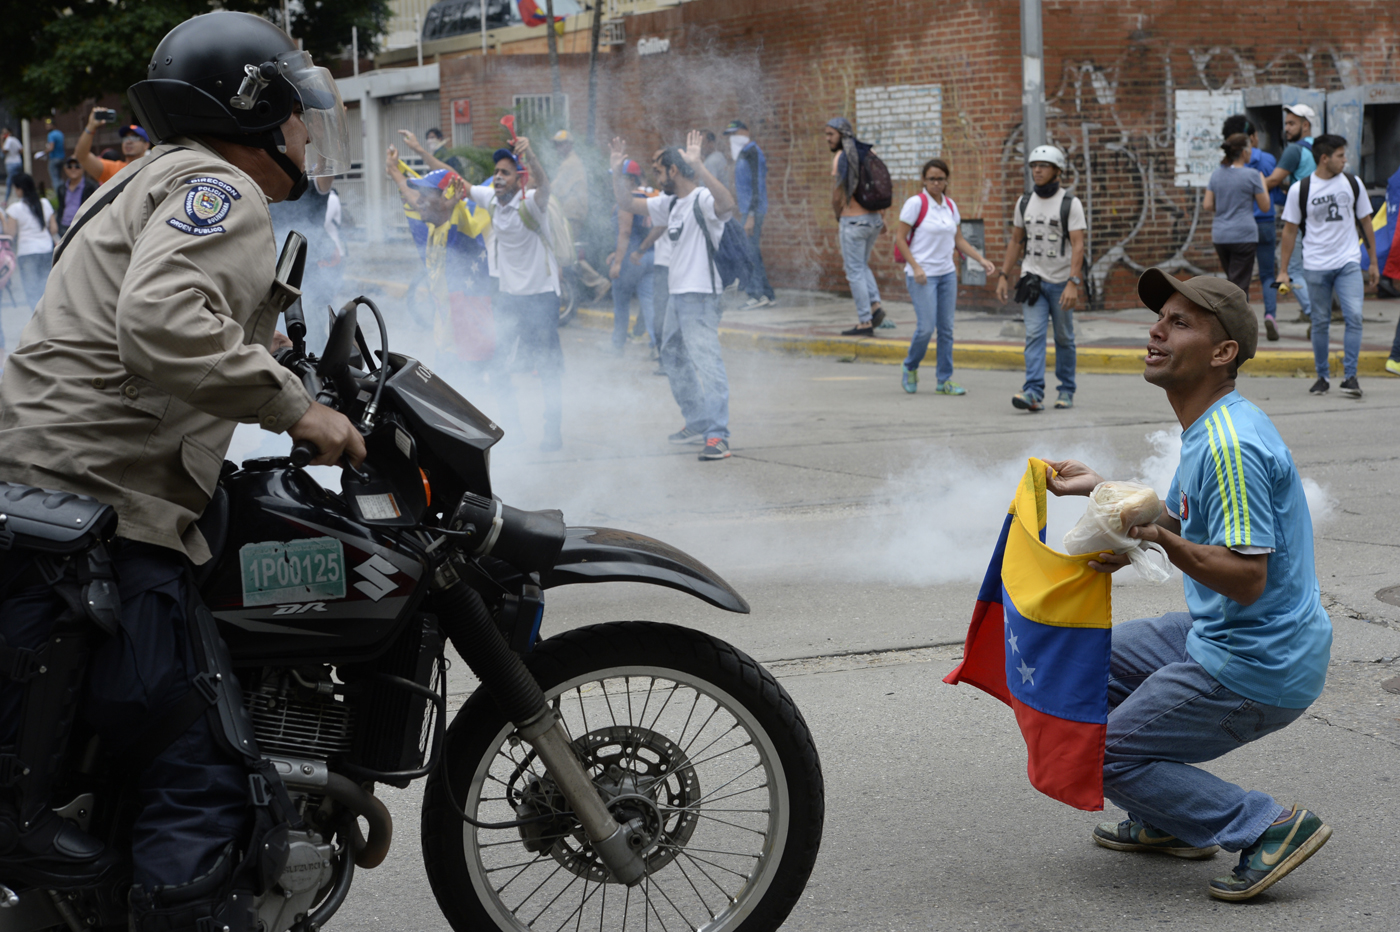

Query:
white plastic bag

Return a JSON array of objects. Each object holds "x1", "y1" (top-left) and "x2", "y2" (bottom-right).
[{"x1": 1062, "y1": 481, "x2": 1172, "y2": 584}]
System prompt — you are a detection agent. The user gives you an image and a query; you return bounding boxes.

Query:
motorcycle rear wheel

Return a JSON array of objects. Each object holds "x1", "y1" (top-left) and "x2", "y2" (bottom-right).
[{"x1": 421, "y1": 621, "x2": 823, "y2": 932}]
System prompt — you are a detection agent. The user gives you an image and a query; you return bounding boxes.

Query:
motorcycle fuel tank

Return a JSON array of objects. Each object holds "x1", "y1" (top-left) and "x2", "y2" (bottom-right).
[{"x1": 200, "y1": 465, "x2": 429, "y2": 665}]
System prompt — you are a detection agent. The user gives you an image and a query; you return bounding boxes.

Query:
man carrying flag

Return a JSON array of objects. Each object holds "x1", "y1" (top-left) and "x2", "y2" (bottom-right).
[{"x1": 1046, "y1": 269, "x2": 1333, "y2": 902}]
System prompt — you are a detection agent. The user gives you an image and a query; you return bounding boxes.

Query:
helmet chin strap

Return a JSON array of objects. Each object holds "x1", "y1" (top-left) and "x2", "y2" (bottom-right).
[{"x1": 265, "y1": 127, "x2": 308, "y2": 201}]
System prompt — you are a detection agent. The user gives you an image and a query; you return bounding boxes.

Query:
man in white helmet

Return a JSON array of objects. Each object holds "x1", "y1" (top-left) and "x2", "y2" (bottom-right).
[{"x1": 996, "y1": 145, "x2": 1087, "y2": 411}]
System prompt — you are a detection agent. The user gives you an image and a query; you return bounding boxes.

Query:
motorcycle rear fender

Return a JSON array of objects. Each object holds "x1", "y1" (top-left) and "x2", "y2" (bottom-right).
[{"x1": 539, "y1": 527, "x2": 749, "y2": 614}]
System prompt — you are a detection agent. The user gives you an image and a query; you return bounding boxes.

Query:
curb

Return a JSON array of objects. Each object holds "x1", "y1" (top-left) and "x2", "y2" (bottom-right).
[{"x1": 573, "y1": 307, "x2": 1391, "y2": 378}]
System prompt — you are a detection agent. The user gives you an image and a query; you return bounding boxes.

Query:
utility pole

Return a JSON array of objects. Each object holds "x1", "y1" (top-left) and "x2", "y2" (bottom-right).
[
  {"x1": 545, "y1": 0, "x2": 563, "y2": 125},
  {"x1": 586, "y1": 1, "x2": 604, "y2": 143},
  {"x1": 1020, "y1": 0, "x2": 1046, "y2": 191}
]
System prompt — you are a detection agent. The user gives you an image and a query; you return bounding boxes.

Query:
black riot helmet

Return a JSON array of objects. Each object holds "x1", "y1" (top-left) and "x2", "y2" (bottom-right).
[{"x1": 127, "y1": 11, "x2": 350, "y2": 200}]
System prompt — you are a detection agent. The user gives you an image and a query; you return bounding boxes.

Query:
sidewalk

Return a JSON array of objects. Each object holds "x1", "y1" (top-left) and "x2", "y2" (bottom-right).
[
  {"x1": 341, "y1": 243, "x2": 1400, "y2": 378},
  {"x1": 574, "y1": 288, "x2": 1400, "y2": 378}
]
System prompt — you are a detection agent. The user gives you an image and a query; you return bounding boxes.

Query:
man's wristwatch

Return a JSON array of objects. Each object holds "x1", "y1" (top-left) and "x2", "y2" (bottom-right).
[{"x1": 1068, "y1": 276, "x2": 1083, "y2": 286}]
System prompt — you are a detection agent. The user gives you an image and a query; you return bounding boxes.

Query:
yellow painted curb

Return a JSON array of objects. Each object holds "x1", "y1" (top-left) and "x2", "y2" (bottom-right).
[{"x1": 576, "y1": 307, "x2": 1394, "y2": 379}]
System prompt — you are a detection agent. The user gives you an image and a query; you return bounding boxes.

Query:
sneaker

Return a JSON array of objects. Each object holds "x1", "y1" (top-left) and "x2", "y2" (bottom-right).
[
  {"x1": 901, "y1": 365, "x2": 918, "y2": 394},
  {"x1": 741, "y1": 296, "x2": 772, "y2": 309},
  {"x1": 870, "y1": 306, "x2": 886, "y2": 328},
  {"x1": 1386, "y1": 359, "x2": 1400, "y2": 376},
  {"x1": 668, "y1": 426, "x2": 705, "y2": 445},
  {"x1": 1092, "y1": 819, "x2": 1219, "y2": 860},
  {"x1": 935, "y1": 381, "x2": 967, "y2": 396},
  {"x1": 1207, "y1": 805, "x2": 1332, "y2": 902},
  {"x1": 1339, "y1": 376, "x2": 1362, "y2": 397},
  {"x1": 841, "y1": 325, "x2": 875, "y2": 337},
  {"x1": 1264, "y1": 317, "x2": 1279, "y2": 342},
  {"x1": 1011, "y1": 391, "x2": 1044, "y2": 412},
  {"x1": 1309, "y1": 378, "x2": 1329, "y2": 395},
  {"x1": 699, "y1": 437, "x2": 731, "y2": 460},
  {"x1": 1054, "y1": 392, "x2": 1074, "y2": 409}
]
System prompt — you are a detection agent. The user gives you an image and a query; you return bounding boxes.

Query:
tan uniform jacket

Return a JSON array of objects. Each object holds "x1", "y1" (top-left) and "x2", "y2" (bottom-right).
[{"x1": 0, "y1": 139, "x2": 312, "y2": 562}]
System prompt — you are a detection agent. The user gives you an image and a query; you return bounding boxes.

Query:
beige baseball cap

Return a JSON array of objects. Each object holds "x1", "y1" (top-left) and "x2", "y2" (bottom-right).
[
  {"x1": 1283, "y1": 103, "x2": 1319, "y2": 128},
  {"x1": 1137, "y1": 269, "x2": 1258, "y2": 365}
]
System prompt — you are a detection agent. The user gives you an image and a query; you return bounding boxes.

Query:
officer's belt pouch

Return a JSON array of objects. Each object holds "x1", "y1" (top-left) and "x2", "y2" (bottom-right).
[{"x1": 0, "y1": 481, "x2": 121, "y2": 633}]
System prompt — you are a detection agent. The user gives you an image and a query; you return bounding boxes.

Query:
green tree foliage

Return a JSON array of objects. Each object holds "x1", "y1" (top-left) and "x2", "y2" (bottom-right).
[{"x1": 0, "y1": 1, "x2": 390, "y2": 118}]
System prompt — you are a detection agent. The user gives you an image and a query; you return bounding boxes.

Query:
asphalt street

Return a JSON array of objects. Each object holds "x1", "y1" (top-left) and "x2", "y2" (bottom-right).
[{"x1": 322, "y1": 323, "x2": 1400, "y2": 932}]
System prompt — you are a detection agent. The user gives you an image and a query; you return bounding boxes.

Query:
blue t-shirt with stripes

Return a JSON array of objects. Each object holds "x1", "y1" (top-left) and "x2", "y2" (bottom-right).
[{"x1": 1166, "y1": 391, "x2": 1331, "y2": 708}]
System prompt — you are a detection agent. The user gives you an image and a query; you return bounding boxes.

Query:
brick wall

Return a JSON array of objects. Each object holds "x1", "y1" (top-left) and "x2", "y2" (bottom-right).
[{"x1": 429, "y1": 0, "x2": 1400, "y2": 309}]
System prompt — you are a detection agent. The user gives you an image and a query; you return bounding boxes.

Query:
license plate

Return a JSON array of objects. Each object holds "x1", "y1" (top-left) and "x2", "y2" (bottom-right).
[{"x1": 239, "y1": 538, "x2": 347, "y2": 607}]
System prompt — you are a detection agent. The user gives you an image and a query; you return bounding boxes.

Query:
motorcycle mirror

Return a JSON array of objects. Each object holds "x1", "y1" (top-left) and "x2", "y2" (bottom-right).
[
  {"x1": 318, "y1": 300, "x2": 359, "y2": 379},
  {"x1": 277, "y1": 232, "x2": 309, "y2": 355}
]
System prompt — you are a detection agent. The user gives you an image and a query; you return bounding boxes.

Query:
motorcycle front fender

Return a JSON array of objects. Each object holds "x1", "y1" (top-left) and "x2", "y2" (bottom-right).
[{"x1": 539, "y1": 527, "x2": 750, "y2": 614}]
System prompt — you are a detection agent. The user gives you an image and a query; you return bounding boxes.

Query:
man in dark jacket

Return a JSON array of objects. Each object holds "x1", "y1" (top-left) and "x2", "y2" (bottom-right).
[
  {"x1": 54, "y1": 158, "x2": 97, "y2": 238},
  {"x1": 724, "y1": 120, "x2": 775, "y2": 309}
]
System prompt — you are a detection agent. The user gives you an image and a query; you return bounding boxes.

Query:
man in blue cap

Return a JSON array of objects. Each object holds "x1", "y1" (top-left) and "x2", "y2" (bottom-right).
[
  {"x1": 74, "y1": 111, "x2": 152, "y2": 185},
  {"x1": 725, "y1": 120, "x2": 776, "y2": 309}
]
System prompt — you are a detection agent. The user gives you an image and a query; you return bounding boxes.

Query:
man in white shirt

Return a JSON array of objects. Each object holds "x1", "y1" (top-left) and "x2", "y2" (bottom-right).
[
  {"x1": 1277, "y1": 133, "x2": 1379, "y2": 398},
  {"x1": 995, "y1": 144, "x2": 1087, "y2": 412},
  {"x1": 612, "y1": 132, "x2": 737, "y2": 460},
  {"x1": 468, "y1": 137, "x2": 565, "y2": 451}
]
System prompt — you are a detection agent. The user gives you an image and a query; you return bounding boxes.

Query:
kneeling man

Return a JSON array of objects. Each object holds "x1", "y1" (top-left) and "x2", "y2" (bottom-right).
[{"x1": 1047, "y1": 269, "x2": 1332, "y2": 902}]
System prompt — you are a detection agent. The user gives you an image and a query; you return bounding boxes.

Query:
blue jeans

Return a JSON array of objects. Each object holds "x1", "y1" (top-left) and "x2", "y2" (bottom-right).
[
  {"x1": 2, "y1": 161, "x2": 20, "y2": 202},
  {"x1": 903, "y1": 271, "x2": 958, "y2": 383},
  {"x1": 1256, "y1": 219, "x2": 1277, "y2": 317},
  {"x1": 1287, "y1": 235, "x2": 1311, "y2": 316},
  {"x1": 1022, "y1": 279, "x2": 1076, "y2": 398},
  {"x1": 492, "y1": 290, "x2": 563, "y2": 432},
  {"x1": 742, "y1": 214, "x2": 775, "y2": 301},
  {"x1": 661, "y1": 292, "x2": 729, "y2": 440},
  {"x1": 839, "y1": 215, "x2": 883, "y2": 322},
  {"x1": 1104, "y1": 614, "x2": 1301, "y2": 851},
  {"x1": 611, "y1": 250, "x2": 654, "y2": 348},
  {"x1": 17, "y1": 252, "x2": 51, "y2": 309},
  {"x1": 1303, "y1": 262, "x2": 1364, "y2": 380}
]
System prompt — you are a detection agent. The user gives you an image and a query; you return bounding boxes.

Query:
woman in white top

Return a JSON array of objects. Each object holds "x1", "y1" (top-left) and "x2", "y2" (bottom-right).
[
  {"x1": 1, "y1": 172, "x2": 57, "y2": 310},
  {"x1": 892, "y1": 158, "x2": 996, "y2": 395}
]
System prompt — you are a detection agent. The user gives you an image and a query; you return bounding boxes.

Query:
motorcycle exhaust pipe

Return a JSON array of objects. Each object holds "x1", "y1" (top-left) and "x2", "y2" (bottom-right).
[
  {"x1": 430, "y1": 569, "x2": 647, "y2": 885},
  {"x1": 324, "y1": 773, "x2": 393, "y2": 869}
]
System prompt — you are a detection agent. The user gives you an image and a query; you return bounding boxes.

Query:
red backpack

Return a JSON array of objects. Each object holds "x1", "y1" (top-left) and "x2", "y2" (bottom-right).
[{"x1": 892, "y1": 193, "x2": 957, "y2": 263}]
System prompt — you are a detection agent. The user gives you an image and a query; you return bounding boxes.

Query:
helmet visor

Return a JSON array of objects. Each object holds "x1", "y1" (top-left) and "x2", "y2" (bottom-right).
[{"x1": 277, "y1": 50, "x2": 351, "y2": 177}]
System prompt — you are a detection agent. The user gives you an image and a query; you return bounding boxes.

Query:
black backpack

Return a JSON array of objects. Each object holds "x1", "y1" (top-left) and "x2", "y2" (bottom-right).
[
  {"x1": 1017, "y1": 191, "x2": 1094, "y2": 307},
  {"x1": 853, "y1": 150, "x2": 893, "y2": 211},
  {"x1": 1294, "y1": 171, "x2": 1367, "y2": 241}
]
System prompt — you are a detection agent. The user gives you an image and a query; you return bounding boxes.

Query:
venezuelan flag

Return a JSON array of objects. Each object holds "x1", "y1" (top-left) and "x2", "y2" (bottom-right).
[{"x1": 943, "y1": 458, "x2": 1112, "y2": 811}]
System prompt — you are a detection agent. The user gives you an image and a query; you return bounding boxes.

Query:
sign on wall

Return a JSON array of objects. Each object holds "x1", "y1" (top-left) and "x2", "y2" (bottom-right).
[
  {"x1": 854, "y1": 84, "x2": 943, "y2": 181},
  {"x1": 1174, "y1": 89, "x2": 1243, "y2": 187},
  {"x1": 452, "y1": 99, "x2": 471, "y2": 124}
]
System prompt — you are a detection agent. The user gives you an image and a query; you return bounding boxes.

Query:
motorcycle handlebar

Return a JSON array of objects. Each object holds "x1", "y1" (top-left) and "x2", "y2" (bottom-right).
[{"x1": 290, "y1": 439, "x2": 319, "y2": 469}]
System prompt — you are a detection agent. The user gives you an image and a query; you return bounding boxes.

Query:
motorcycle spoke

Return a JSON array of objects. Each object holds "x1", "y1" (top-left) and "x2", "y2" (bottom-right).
[
  {"x1": 495, "y1": 856, "x2": 549, "y2": 895},
  {"x1": 485, "y1": 858, "x2": 551, "y2": 874},
  {"x1": 513, "y1": 860, "x2": 568, "y2": 908},
  {"x1": 526, "y1": 866, "x2": 585, "y2": 927},
  {"x1": 642, "y1": 866, "x2": 687, "y2": 931},
  {"x1": 641, "y1": 873, "x2": 673, "y2": 932},
  {"x1": 575, "y1": 685, "x2": 590, "y2": 738},
  {"x1": 599, "y1": 677, "x2": 621, "y2": 728},
  {"x1": 679, "y1": 703, "x2": 723, "y2": 758},
  {"x1": 688, "y1": 811, "x2": 768, "y2": 836},
  {"x1": 677, "y1": 847, "x2": 739, "y2": 892},
  {"x1": 644, "y1": 680, "x2": 681, "y2": 735},
  {"x1": 669, "y1": 850, "x2": 717, "y2": 915},
  {"x1": 683, "y1": 735, "x2": 754, "y2": 771}
]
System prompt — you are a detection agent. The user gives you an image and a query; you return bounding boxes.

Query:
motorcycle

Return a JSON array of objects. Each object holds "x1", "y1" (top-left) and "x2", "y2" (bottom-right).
[{"x1": 0, "y1": 235, "x2": 823, "y2": 932}]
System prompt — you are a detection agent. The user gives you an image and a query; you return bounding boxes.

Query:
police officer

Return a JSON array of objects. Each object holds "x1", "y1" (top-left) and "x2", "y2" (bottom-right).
[{"x1": 0, "y1": 12, "x2": 364, "y2": 930}]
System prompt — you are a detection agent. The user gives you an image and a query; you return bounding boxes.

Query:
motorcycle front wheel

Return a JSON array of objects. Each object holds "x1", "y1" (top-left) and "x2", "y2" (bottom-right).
[{"x1": 421, "y1": 621, "x2": 824, "y2": 932}]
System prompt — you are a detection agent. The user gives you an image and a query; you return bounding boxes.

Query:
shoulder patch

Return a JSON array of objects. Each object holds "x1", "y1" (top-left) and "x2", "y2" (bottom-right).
[
  {"x1": 167, "y1": 218, "x2": 226, "y2": 237},
  {"x1": 185, "y1": 177, "x2": 242, "y2": 200},
  {"x1": 184, "y1": 184, "x2": 233, "y2": 228}
]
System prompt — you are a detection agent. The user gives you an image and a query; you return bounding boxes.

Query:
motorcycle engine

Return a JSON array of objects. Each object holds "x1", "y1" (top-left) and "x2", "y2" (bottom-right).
[{"x1": 254, "y1": 829, "x2": 336, "y2": 932}]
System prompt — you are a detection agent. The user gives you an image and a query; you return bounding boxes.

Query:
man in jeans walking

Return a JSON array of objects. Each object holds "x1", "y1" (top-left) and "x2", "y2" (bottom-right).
[
  {"x1": 724, "y1": 120, "x2": 776, "y2": 309},
  {"x1": 1277, "y1": 134, "x2": 1379, "y2": 397},
  {"x1": 612, "y1": 132, "x2": 737, "y2": 460},
  {"x1": 995, "y1": 144, "x2": 1086, "y2": 411},
  {"x1": 1265, "y1": 105, "x2": 1319, "y2": 326},
  {"x1": 824, "y1": 116, "x2": 886, "y2": 335},
  {"x1": 1223, "y1": 115, "x2": 1279, "y2": 339}
]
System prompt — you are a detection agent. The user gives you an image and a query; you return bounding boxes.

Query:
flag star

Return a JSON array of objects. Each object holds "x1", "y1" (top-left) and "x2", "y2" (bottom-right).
[
  {"x1": 1017, "y1": 658, "x2": 1036, "y2": 685},
  {"x1": 1007, "y1": 631, "x2": 1020, "y2": 655}
]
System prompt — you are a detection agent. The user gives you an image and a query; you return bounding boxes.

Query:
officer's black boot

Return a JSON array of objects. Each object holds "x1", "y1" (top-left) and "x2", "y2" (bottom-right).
[{"x1": 0, "y1": 797, "x2": 114, "y2": 889}]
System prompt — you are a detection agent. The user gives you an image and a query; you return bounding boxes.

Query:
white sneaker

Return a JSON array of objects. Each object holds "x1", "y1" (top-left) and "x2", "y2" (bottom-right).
[{"x1": 741, "y1": 296, "x2": 772, "y2": 309}]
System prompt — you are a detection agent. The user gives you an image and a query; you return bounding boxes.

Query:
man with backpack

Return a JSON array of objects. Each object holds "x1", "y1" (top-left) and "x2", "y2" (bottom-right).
[
  {"x1": 724, "y1": 120, "x2": 777, "y2": 309},
  {"x1": 825, "y1": 116, "x2": 892, "y2": 335},
  {"x1": 995, "y1": 144, "x2": 1087, "y2": 412},
  {"x1": 611, "y1": 132, "x2": 737, "y2": 460},
  {"x1": 1277, "y1": 134, "x2": 1379, "y2": 398},
  {"x1": 468, "y1": 137, "x2": 565, "y2": 451},
  {"x1": 1265, "y1": 105, "x2": 1319, "y2": 325}
]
